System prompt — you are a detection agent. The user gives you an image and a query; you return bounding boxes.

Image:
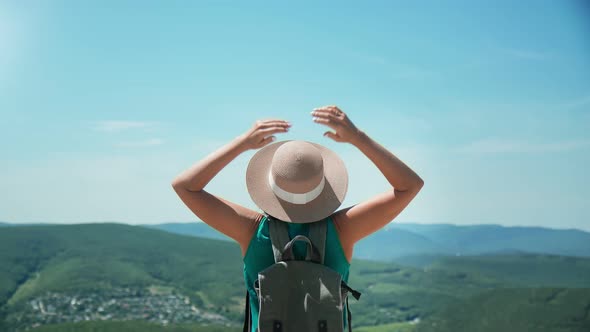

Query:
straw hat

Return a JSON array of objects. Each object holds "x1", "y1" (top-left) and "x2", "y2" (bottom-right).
[{"x1": 246, "y1": 140, "x2": 348, "y2": 223}]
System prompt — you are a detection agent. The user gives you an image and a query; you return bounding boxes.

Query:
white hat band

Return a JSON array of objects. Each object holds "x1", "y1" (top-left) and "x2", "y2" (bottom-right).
[{"x1": 268, "y1": 172, "x2": 325, "y2": 205}]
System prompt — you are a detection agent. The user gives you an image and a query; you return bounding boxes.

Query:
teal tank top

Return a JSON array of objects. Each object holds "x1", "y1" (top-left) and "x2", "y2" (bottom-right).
[{"x1": 243, "y1": 215, "x2": 351, "y2": 332}]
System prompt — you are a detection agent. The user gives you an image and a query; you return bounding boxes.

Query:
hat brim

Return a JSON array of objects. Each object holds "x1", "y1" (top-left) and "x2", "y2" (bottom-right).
[{"x1": 246, "y1": 140, "x2": 348, "y2": 223}]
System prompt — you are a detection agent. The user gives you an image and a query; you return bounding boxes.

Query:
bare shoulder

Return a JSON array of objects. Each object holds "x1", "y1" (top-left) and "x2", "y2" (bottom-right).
[
  {"x1": 238, "y1": 210, "x2": 264, "y2": 256},
  {"x1": 172, "y1": 186, "x2": 264, "y2": 256},
  {"x1": 331, "y1": 186, "x2": 423, "y2": 257},
  {"x1": 331, "y1": 211, "x2": 354, "y2": 263}
]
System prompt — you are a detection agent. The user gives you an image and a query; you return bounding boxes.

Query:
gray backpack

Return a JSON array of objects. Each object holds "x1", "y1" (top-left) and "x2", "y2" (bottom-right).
[{"x1": 243, "y1": 217, "x2": 361, "y2": 332}]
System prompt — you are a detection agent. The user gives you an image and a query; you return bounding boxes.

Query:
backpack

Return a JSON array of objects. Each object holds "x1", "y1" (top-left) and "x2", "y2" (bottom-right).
[{"x1": 243, "y1": 216, "x2": 361, "y2": 332}]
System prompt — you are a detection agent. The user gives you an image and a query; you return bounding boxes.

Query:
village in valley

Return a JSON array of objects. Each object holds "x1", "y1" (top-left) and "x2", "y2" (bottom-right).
[{"x1": 11, "y1": 287, "x2": 230, "y2": 331}]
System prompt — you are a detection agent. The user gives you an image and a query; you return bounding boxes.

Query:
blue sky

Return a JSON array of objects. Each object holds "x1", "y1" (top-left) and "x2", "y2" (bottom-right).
[{"x1": 1, "y1": 1, "x2": 589, "y2": 231}]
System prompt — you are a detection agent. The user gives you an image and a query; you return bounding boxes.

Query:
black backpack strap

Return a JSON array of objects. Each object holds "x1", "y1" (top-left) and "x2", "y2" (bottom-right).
[
  {"x1": 342, "y1": 281, "x2": 361, "y2": 332},
  {"x1": 308, "y1": 218, "x2": 327, "y2": 264},
  {"x1": 268, "y1": 216, "x2": 290, "y2": 263},
  {"x1": 346, "y1": 296, "x2": 352, "y2": 332},
  {"x1": 243, "y1": 291, "x2": 251, "y2": 332}
]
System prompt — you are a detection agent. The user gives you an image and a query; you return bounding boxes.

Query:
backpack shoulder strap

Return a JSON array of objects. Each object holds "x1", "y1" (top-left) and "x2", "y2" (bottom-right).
[
  {"x1": 268, "y1": 216, "x2": 290, "y2": 263},
  {"x1": 308, "y1": 218, "x2": 327, "y2": 264},
  {"x1": 242, "y1": 291, "x2": 251, "y2": 332}
]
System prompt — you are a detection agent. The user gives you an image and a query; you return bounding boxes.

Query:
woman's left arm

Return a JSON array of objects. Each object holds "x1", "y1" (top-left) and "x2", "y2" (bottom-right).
[{"x1": 312, "y1": 106, "x2": 424, "y2": 257}]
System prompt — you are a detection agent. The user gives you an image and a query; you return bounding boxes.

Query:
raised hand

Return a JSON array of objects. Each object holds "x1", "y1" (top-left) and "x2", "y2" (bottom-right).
[
  {"x1": 238, "y1": 119, "x2": 291, "y2": 150},
  {"x1": 311, "y1": 105, "x2": 361, "y2": 144}
]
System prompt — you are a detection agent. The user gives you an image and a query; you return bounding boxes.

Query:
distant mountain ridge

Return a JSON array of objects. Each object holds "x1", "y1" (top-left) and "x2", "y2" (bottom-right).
[
  {"x1": 3, "y1": 221, "x2": 590, "y2": 261},
  {"x1": 142, "y1": 222, "x2": 590, "y2": 261}
]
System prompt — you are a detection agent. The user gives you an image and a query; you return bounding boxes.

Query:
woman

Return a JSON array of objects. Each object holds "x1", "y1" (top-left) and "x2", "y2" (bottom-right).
[{"x1": 171, "y1": 105, "x2": 424, "y2": 331}]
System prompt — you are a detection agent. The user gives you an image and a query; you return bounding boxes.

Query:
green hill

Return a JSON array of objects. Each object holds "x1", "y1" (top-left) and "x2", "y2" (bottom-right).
[
  {"x1": 0, "y1": 223, "x2": 244, "y2": 301},
  {"x1": 415, "y1": 288, "x2": 590, "y2": 332},
  {"x1": 30, "y1": 321, "x2": 240, "y2": 332},
  {"x1": 1, "y1": 223, "x2": 589, "y2": 331},
  {"x1": 0, "y1": 223, "x2": 245, "y2": 331},
  {"x1": 427, "y1": 253, "x2": 590, "y2": 288}
]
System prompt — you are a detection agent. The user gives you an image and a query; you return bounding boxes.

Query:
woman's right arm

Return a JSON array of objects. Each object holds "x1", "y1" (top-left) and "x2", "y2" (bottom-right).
[
  {"x1": 312, "y1": 106, "x2": 424, "y2": 262},
  {"x1": 171, "y1": 119, "x2": 291, "y2": 254}
]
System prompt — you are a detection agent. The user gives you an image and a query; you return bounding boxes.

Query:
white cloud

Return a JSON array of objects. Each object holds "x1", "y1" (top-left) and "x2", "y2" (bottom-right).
[
  {"x1": 349, "y1": 51, "x2": 437, "y2": 80},
  {"x1": 94, "y1": 121, "x2": 156, "y2": 132},
  {"x1": 355, "y1": 53, "x2": 388, "y2": 66},
  {"x1": 115, "y1": 138, "x2": 164, "y2": 148},
  {"x1": 555, "y1": 94, "x2": 590, "y2": 111},
  {"x1": 0, "y1": 152, "x2": 196, "y2": 224},
  {"x1": 456, "y1": 138, "x2": 590, "y2": 154},
  {"x1": 499, "y1": 47, "x2": 551, "y2": 60},
  {"x1": 1, "y1": 137, "x2": 588, "y2": 231},
  {"x1": 0, "y1": 3, "x2": 29, "y2": 84}
]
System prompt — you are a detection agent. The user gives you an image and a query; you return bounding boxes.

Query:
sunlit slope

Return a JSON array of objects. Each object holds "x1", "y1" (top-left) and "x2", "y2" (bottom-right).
[
  {"x1": 415, "y1": 288, "x2": 590, "y2": 332},
  {"x1": 29, "y1": 320, "x2": 240, "y2": 332},
  {"x1": 0, "y1": 223, "x2": 244, "y2": 313},
  {"x1": 427, "y1": 254, "x2": 590, "y2": 287}
]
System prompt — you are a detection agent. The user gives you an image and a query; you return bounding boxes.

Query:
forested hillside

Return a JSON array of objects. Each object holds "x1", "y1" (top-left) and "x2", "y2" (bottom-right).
[{"x1": 1, "y1": 223, "x2": 589, "y2": 331}]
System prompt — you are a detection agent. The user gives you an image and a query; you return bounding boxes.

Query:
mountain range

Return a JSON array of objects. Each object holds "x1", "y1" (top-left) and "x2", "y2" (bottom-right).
[
  {"x1": 142, "y1": 221, "x2": 590, "y2": 263},
  {"x1": 6, "y1": 220, "x2": 589, "y2": 261},
  {"x1": 1, "y1": 222, "x2": 589, "y2": 332}
]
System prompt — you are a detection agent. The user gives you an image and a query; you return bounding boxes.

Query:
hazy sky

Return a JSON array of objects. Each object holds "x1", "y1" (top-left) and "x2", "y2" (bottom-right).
[{"x1": 1, "y1": 1, "x2": 589, "y2": 231}]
